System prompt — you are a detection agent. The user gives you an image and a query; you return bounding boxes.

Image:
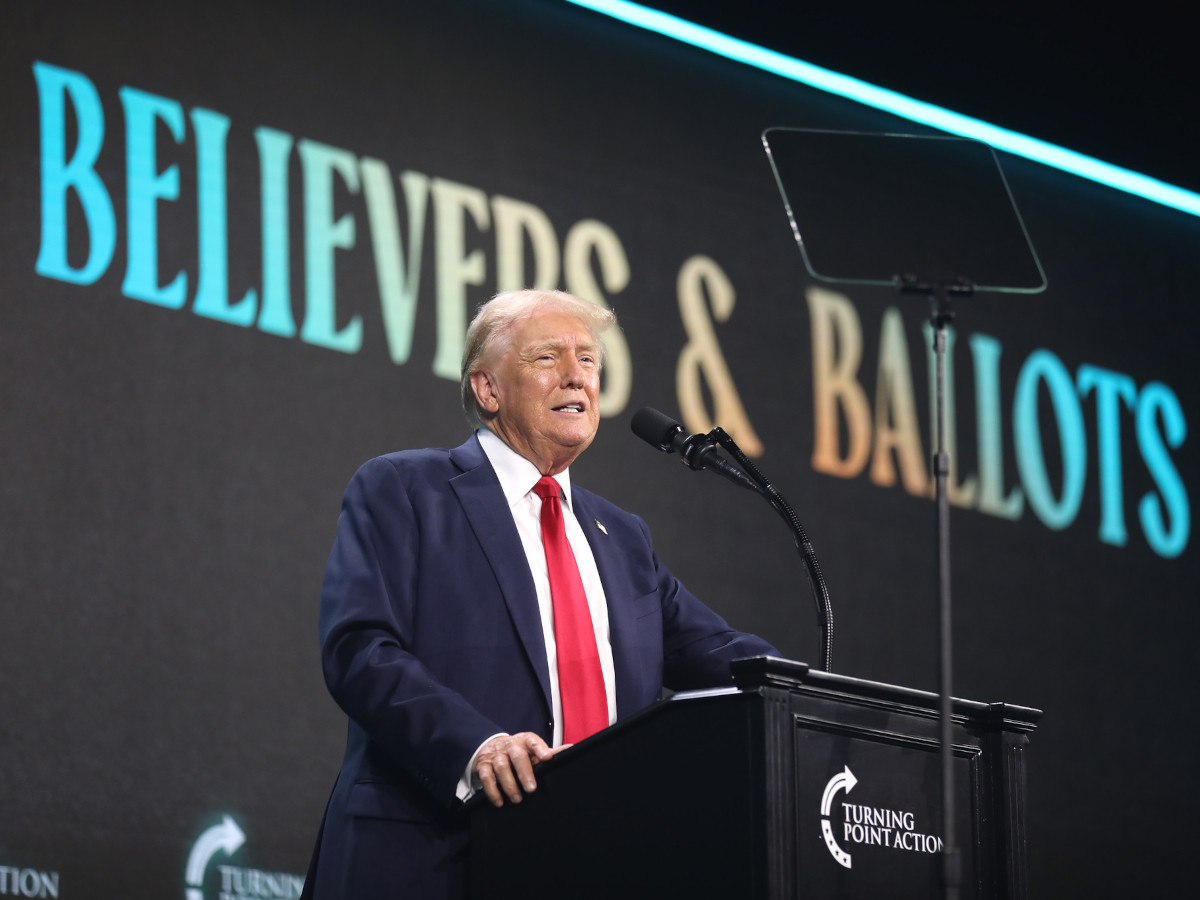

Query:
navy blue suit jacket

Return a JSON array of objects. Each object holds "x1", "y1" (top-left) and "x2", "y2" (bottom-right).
[{"x1": 305, "y1": 434, "x2": 777, "y2": 898}]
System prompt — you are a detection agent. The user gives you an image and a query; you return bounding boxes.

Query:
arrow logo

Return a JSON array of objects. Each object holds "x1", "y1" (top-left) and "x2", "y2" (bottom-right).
[
  {"x1": 820, "y1": 765, "x2": 858, "y2": 816},
  {"x1": 185, "y1": 815, "x2": 245, "y2": 900},
  {"x1": 820, "y1": 766, "x2": 857, "y2": 869}
]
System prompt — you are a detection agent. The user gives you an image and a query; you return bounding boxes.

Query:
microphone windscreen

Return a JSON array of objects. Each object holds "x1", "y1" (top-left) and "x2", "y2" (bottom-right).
[{"x1": 630, "y1": 407, "x2": 680, "y2": 451}]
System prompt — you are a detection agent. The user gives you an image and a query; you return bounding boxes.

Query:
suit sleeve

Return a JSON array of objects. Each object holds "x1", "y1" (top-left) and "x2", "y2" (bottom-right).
[
  {"x1": 318, "y1": 457, "x2": 501, "y2": 804},
  {"x1": 637, "y1": 517, "x2": 781, "y2": 691}
]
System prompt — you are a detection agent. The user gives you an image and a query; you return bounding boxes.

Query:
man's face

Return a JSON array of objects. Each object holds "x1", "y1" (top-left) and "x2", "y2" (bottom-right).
[{"x1": 473, "y1": 309, "x2": 601, "y2": 474}]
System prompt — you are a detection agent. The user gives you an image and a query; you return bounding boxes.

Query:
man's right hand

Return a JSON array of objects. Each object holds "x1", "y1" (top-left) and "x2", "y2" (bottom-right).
[{"x1": 472, "y1": 732, "x2": 570, "y2": 808}]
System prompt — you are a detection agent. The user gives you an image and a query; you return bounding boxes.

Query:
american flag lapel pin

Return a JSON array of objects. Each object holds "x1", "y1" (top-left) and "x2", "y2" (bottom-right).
[{"x1": 595, "y1": 519, "x2": 608, "y2": 535}]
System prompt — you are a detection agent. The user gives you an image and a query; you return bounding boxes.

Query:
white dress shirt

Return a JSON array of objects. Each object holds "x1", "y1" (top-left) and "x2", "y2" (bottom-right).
[
  {"x1": 476, "y1": 428, "x2": 618, "y2": 739},
  {"x1": 458, "y1": 429, "x2": 618, "y2": 798}
]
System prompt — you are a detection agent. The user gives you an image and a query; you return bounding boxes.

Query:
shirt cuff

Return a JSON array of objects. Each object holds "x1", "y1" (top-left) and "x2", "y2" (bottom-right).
[{"x1": 456, "y1": 732, "x2": 508, "y2": 801}]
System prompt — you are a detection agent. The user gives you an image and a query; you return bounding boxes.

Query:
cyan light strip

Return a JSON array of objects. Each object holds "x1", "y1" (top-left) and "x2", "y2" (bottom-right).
[{"x1": 564, "y1": 0, "x2": 1200, "y2": 218}]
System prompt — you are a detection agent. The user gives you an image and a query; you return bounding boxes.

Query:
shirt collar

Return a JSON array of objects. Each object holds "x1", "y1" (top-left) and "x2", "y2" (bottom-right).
[{"x1": 477, "y1": 428, "x2": 573, "y2": 511}]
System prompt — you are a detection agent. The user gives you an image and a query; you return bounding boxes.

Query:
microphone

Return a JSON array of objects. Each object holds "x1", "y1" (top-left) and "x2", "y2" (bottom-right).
[
  {"x1": 630, "y1": 408, "x2": 761, "y2": 494},
  {"x1": 631, "y1": 407, "x2": 835, "y2": 672}
]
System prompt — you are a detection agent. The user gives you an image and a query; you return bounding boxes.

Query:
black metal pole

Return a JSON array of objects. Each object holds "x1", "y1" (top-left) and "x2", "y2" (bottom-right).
[{"x1": 931, "y1": 292, "x2": 960, "y2": 900}]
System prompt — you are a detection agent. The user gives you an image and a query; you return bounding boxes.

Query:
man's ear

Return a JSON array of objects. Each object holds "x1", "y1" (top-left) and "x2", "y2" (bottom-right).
[{"x1": 469, "y1": 369, "x2": 500, "y2": 415}]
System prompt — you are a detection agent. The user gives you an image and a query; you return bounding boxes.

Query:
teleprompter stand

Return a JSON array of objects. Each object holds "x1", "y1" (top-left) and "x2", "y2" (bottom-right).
[{"x1": 762, "y1": 127, "x2": 1048, "y2": 899}]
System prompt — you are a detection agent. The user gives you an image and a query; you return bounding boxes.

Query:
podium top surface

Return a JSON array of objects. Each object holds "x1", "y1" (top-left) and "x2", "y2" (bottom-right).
[{"x1": 728, "y1": 656, "x2": 1043, "y2": 731}]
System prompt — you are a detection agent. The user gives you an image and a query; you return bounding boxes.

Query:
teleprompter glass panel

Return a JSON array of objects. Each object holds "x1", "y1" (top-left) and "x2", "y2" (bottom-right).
[{"x1": 763, "y1": 127, "x2": 1047, "y2": 294}]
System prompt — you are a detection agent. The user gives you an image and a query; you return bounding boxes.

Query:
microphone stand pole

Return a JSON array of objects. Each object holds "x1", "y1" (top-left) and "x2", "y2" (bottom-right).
[{"x1": 897, "y1": 274, "x2": 971, "y2": 900}]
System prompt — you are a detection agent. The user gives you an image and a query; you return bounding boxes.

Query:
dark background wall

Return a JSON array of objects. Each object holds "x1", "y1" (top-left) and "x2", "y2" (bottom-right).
[{"x1": 2, "y1": 1, "x2": 1196, "y2": 896}]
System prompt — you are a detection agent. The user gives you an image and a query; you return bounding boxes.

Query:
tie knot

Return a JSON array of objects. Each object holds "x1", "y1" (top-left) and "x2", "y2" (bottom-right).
[{"x1": 533, "y1": 476, "x2": 560, "y2": 503}]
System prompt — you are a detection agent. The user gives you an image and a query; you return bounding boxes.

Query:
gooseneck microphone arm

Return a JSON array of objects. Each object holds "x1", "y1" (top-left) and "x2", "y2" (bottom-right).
[
  {"x1": 630, "y1": 408, "x2": 834, "y2": 672},
  {"x1": 709, "y1": 427, "x2": 833, "y2": 674}
]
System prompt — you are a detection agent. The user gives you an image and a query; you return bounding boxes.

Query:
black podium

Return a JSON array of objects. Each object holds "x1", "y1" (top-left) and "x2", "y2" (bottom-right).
[{"x1": 470, "y1": 657, "x2": 1040, "y2": 899}]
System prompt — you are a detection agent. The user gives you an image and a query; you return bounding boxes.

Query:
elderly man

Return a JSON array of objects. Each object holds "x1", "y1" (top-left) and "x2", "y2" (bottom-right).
[{"x1": 302, "y1": 290, "x2": 777, "y2": 899}]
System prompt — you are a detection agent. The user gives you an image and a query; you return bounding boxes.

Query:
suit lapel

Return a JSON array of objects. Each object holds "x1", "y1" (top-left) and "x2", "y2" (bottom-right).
[
  {"x1": 572, "y1": 490, "x2": 645, "y2": 719},
  {"x1": 448, "y1": 437, "x2": 553, "y2": 716}
]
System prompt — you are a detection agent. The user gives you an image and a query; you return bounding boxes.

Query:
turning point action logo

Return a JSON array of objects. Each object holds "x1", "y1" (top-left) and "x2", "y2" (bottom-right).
[
  {"x1": 185, "y1": 815, "x2": 304, "y2": 900},
  {"x1": 820, "y1": 767, "x2": 944, "y2": 869}
]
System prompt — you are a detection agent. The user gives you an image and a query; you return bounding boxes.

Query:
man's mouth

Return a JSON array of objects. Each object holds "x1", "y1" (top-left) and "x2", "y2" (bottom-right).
[{"x1": 553, "y1": 403, "x2": 585, "y2": 413}]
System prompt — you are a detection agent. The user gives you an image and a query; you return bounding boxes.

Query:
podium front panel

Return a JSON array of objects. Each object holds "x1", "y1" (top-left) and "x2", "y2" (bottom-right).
[
  {"x1": 470, "y1": 691, "x2": 768, "y2": 898},
  {"x1": 791, "y1": 716, "x2": 980, "y2": 897}
]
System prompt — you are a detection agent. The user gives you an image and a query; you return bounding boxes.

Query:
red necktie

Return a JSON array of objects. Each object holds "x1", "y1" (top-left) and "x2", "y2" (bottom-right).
[{"x1": 533, "y1": 476, "x2": 609, "y2": 743}]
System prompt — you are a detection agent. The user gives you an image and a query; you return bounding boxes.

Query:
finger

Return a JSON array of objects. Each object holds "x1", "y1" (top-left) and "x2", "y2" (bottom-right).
[
  {"x1": 509, "y1": 745, "x2": 537, "y2": 793},
  {"x1": 478, "y1": 762, "x2": 503, "y2": 808},
  {"x1": 490, "y1": 751, "x2": 523, "y2": 804},
  {"x1": 525, "y1": 735, "x2": 556, "y2": 763}
]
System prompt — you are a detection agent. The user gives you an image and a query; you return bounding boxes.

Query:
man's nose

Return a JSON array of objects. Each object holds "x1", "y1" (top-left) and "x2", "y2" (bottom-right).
[{"x1": 560, "y1": 357, "x2": 585, "y2": 386}]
